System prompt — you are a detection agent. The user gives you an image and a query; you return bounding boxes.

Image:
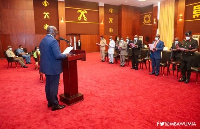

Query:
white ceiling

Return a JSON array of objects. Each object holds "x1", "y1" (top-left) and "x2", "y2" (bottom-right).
[{"x1": 79, "y1": 0, "x2": 164, "y2": 7}]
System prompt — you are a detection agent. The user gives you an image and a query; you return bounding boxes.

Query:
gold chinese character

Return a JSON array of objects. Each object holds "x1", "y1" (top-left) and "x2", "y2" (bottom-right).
[
  {"x1": 44, "y1": 24, "x2": 49, "y2": 30},
  {"x1": 42, "y1": 0, "x2": 49, "y2": 7},
  {"x1": 193, "y1": 5, "x2": 200, "y2": 18},
  {"x1": 77, "y1": 10, "x2": 87, "y2": 21},
  {"x1": 109, "y1": 28, "x2": 113, "y2": 33},
  {"x1": 43, "y1": 12, "x2": 50, "y2": 19},
  {"x1": 109, "y1": 18, "x2": 113, "y2": 23},
  {"x1": 109, "y1": 8, "x2": 113, "y2": 13},
  {"x1": 143, "y1": 14, "x2": 151, "y2": 24}
]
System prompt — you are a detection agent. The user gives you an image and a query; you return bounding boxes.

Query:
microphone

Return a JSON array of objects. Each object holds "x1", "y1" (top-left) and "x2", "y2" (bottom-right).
[{"x1": 59, "y1": 37, "x2": 69, "y2": 43}]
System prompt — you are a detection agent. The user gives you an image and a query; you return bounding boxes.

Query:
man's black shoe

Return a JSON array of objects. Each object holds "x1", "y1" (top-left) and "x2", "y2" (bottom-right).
[
  {"x1": 135, "y1": 67, "x2": 138, "y2": 70},
  {"x1": 23, "y1": 65, "x2": 28, "y2": 68},
  {"x1": 178, "y1": 78, "x2": 186, "y2": 82},
  {"x1": 155, "y1": 73, "x2": 159, "y2": 76},
  {"x1": 149, "y1": 72, "x2": 155, "y2": 75},
  {"x1": 47, "y1": 103, "x2": 52, "y2": 108},
  {"x1": 52, "y1": 104, "x2": 65, "y2": 111},
  {"x1": 185, "y1": 79, "x2": 189, "y2": 84}
]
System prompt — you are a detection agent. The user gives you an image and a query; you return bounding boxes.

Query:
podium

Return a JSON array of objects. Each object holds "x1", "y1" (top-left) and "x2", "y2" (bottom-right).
[{"x1": 60, "y1": 50, "x2": 86, "y2": 105}]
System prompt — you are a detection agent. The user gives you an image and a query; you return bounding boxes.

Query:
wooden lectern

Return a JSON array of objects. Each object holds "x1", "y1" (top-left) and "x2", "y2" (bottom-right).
[{"x1": 60, "y1": 50, "x2": 86, "y2": 105}]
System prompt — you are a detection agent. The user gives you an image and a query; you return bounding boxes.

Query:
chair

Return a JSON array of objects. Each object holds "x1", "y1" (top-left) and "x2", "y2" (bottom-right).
[
  {"x1": 160, "y1": 50, "x2": 171, "y2": 76},
  {"x1": 114, "y1": 52, "x2": 120, "y2": 64},
  {"x1": 105, "y1": 51, "x2": 108, "y2": 62},
  {"x1": 169, "y1": 50, "x2": 181, "y2": 78},
  {"x1": 125, "y1": 48, "x2": 132, "y2": 66},
  {"x1": 4, "y1": 51, "x2": 18, "y2": 68},
  {"x1": 138, "y1": 49, "x2": 149, "y2": 70},
  {"x1": 191, "y1": 52, "x2": 200, "y2": 83},
  {"x1": 37, "y1": 52, "x2": 44, "y2": 83}
]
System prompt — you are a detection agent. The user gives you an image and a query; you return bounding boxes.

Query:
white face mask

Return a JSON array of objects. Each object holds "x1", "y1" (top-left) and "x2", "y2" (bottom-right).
[
  {"x1": 36, "y1": 49, "x2": 39, "y2": 51},
  {"x1": 9, "y1": 48, "x2": 12, "y2": 51},
  {"x1": 109, "y1": 39, "x2": 112, "y2": 41},
  {"x1": 117, "y1": 38, "x2": 119, "y2": 40},
  {"x1": 121, "y1": 40, "x2": 123, "y2": 42},
  {"x1": 186, "y1": 36, "x2": 190, "y2": 40},
  {"x1": 155, "y1": 37, "x2": 159, "y2": 41},
  {"x1": 21, "y1": 48, "x2": 23, "y2": 50},
  {"x1": 134, "y1": 38, "x2": 138, "y2": 40},
  {"x1": 175, "y1": 41, "x2": 179, "y2": 44}
]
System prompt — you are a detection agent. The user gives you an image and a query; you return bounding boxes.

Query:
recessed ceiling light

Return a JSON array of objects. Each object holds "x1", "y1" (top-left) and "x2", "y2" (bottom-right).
[
  {"x1": 125, "y1": 1, "x2": 127, "y2": 2},
  {"x1": 138, "y1": 0, "x2": 146, "y2": 1}
]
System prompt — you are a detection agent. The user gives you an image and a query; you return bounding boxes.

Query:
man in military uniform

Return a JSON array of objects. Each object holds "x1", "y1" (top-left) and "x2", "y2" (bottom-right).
[
  {"x1": 178, "y1": 31, "x2": 199, "y2": 83},
  {"x1": 96, "y1": 36, "x2": 107, "y2": 62},
  {"x1": 170, "y1": 37, "x2": 182, "y2": 70},
  {"x1": 130, "y1": 35, "x2": 142, "y2": 70}
]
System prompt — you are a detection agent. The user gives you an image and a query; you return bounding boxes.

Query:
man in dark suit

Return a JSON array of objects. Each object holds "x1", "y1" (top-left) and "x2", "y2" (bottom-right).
[
  {"x1": 130, "y1": 35, "x2": 142, "y2": 70},
  {"x1": 149, "y1": 34, "x2": 164, "y2": 76},
  {"x1": 39, "y1": 26, "x2": 68, "y2": 111},
  {"x1": 170, "y1": 37, "x2": 181, "y2": 70}
]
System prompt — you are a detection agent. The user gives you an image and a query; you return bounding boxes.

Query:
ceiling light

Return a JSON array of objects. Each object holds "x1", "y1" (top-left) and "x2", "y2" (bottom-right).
[{"x1": 138, "y1": 0, "x2": 146, "y2": 1}]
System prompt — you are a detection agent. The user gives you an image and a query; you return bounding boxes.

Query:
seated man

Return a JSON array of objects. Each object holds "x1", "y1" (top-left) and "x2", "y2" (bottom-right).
[
  {"x1": 16, "y1": 45, "x2": 31, "y2": 64},
  {"x1": 6, "y1": 46, "x2": 28, "y2": 68}
]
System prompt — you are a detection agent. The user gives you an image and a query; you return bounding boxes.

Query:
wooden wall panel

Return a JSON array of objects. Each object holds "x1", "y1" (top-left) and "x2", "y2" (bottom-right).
[
  {"x1": 0, "y1": 34, "x2": 11, "y2": 58},
  {"x1": 80, "y1": 35, "x2": 99, "y2": 53},
  {"x1": 140, "y1": 5, "x2": 153, "y2": 45},
  {"x1": 152, "y1": 6, "x2": 158, "y2": 43},
  {"x1": 174, "y1": 0, "x2": 185, "y2": 40},
  {"x1": 99, "y1": 6, "x2": 104, "y2": 36},
  {"x1": 118, "y1": 5, "x2": 141, "y2": 40},
  {"x1": 58, "y1": 1, "x2": 67, "y2": 52}
]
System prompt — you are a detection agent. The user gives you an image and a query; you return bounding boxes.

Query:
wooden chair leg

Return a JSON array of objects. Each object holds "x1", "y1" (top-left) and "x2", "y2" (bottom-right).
[
  {"x1": 149, "y1": 60, "x2": 150, "y2": 72},
  {"x1": 163, "y1": 67, "x2": 165, "y2": 76},
  {"x1": 196, "y1": 72, "x2": 198, "y2": 84}
]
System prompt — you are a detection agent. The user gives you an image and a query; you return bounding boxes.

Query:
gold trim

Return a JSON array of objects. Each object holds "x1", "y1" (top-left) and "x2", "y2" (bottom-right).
[
  {"x1": 186, "y1": 2, "x2": 200, "y2": 6},
  {"x1": 142, "y1": 24, "x2": 153, "y2": 25},
  {"x1": 141, "y1": 12, "x2": 152, "y2": 15},
  {"x1": 65, "y1": 21, "x2": 99, "y2": 24},
  {"x1": 65, "y1": 7, "x2": 98, "y2": 12},
  {"x1": 185, "y1": 19, "x2": 200, "y2": 21}
]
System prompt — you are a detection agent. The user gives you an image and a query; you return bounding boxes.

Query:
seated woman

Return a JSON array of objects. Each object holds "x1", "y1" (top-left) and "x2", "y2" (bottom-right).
[{"x1": 33, "y1": 46, "x2": 40, "y2": 70}]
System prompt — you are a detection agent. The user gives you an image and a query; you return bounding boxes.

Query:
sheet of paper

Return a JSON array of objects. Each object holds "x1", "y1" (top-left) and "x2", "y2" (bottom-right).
[
  {"x1": 62, "y1": 47, "x2": 73, "y2": 54},
  {"x1": 178, "y1": 48, "x2": 186, "y2": 51},
  {"x1": 148, "y1": 44, "x2": 154, "y2": 51}
]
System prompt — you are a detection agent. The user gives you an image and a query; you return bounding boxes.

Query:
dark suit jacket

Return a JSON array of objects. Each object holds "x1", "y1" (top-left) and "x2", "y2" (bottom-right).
[
  {"x1": 132, "y1": 40, "x2": 142, "y2": 55},
  {"x1": 150, "y1": 40, "x2": 164, "y2": 59},
  {"x1": 39, "y1": 35, "x2": 66, "y2": 75},
  {"x1": 171, "y1": 42, "x2": 181, "y2": 60}
]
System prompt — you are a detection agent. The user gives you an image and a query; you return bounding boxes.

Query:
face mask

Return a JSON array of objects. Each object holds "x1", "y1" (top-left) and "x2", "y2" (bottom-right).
[
  {"x1": 117, "y1": 38, "x2": 119, "y2": 40},
  {"x1": 126, "y1": 39, "x2": 129, "y2": 41},
  {"x1": 186, "y1": 37, "x2": 190, "y2": 40},
  {"x1": 109, "y1": 39, "x2": 112, "y2": 41},
  {"x1": 9, "y1": 48, "x2": 12, "y2": 51},
  {"x1": 36, "y1": 49, "x2": 39, "y2": 51},
  {"x1": 134, "y1": 38, "x2": 138, "y2": 40},
  {"x1": 155, "y1": 37, "x2": 159, "y2": 41},
  {"x1": 21, "y1": 48, "x2": 23, "y2": 50},
  {"x1": 175, "y1": 41, "x2": 179, "y2": 44},
  {"x1": 121, "y1": 40, "x2": 123, "y2": 42}
]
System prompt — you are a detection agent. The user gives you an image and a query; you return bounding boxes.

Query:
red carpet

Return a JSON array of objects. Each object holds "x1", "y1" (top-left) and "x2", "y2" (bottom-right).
[{"x1": 0, "y1": 52, "x2": 200, "y2": 129}]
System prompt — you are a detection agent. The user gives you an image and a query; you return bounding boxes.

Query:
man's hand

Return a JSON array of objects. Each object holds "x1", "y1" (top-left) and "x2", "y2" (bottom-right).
[{"x1": 153, "y1": 48, "x2": 157, "y2": 51}]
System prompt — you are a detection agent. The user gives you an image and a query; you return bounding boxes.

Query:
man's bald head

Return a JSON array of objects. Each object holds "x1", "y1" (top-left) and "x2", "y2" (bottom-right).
[{"x1": 47, "y1": 26, "x2": 58, "y2": 38}]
